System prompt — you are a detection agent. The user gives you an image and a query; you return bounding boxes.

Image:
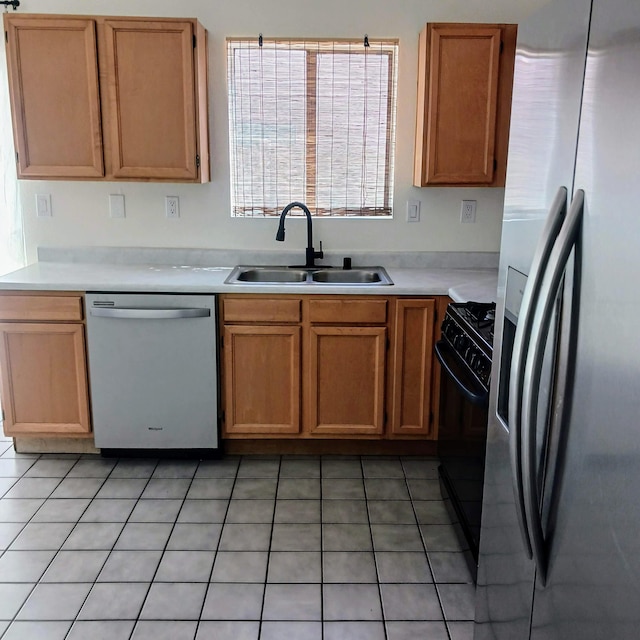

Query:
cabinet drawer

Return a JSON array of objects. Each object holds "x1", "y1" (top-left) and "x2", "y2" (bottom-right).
[
  {"x1": 309, "y1": 299, "x2": 387, "y2": 324},
  {"x1": 223, "y1": 298, "x2": 301, "y2": 323},
  {"x1": 0, "y1": 295, "x2": 84, "y2": 322}
]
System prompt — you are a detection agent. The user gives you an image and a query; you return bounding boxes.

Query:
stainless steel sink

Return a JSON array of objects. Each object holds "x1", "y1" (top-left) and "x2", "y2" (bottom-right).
[
  {"x1": 233, "y1": 268, "x2": 308, "y2": 283},
  {"x1": 224, "y1": 265, "x2": 393, "y2": 286},
  {"x1": 311, "y1": 269, "x2": 387, "y2": 284}
]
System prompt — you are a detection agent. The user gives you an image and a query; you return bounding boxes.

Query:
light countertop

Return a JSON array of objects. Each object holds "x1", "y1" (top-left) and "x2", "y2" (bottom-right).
[{"x1": 0, "y1": 261, "x2": 497, "y2": 303}]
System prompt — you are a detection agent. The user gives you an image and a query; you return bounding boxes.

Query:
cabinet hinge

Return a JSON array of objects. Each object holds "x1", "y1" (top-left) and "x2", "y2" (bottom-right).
[
  {"x1": 220, "y1": 335, "x2": 224, "y2": 348},
  {"x1": 221, "y1": 410, "x2": 225, "y2": 424},
  {"x1": 193, "y1": 34, "x2": 197, "y2": 48},
  {"x1": 15, "y1": 151, "x2": 18, "y2": 164},
  {"x1": 384, "y1": 411, "x2": 388, "y2": 426},
  {"x1": 196, "y1": 154, "x2": 201, "y2": 168},
  {"x1": 493, "y1": 158, "x2": 498, "y2": 172},
  {"x1": 1, "y1": 409, "x2": 4, "y2": 422},
  {"x1": 500, "y1": 40, "x2": 504, "y2": 54},
  {"x1": 386, "y1": 338, "x2": 390, "y2": 350},
  {"x1": 430, "y1": 411, "x2": 434, "y2": 425},
  {"x1": 5, "y1": 31, "x2": 8, "y2": 44}
]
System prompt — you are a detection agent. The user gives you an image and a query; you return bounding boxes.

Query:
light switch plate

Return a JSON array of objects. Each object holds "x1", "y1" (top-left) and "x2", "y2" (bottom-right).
[
  {"x1": 407, "y1": 199, "x2": 420, "y2": 223},
  {"x1": 109, "y1": 194, "x2": 126, "y2": 219},
  {"x1": 35, "y1": 194, "x2": 52, "y2": 217}
]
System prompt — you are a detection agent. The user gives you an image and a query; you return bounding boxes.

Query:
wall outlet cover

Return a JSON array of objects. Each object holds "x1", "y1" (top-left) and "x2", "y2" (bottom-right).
[
  {"x1": 166, "y1": 196, "x2": 180, "y2": 219},
  {"x1": 461, "y1": 200, "x2": 477, "y2": 223}
]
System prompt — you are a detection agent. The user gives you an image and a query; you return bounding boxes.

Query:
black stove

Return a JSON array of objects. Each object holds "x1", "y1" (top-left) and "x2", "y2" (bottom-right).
[
  {"x1": 436, "y1": 300, "x2": 496, "y2": 581},
  {"x1": 440, "y1": 301, "x2": 496, "y2": 393}
]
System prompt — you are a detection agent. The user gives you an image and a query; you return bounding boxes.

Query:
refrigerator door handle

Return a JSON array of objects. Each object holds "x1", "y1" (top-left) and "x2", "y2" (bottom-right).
[
  {"x1": 521, "y1": 189, "x2": 585, "y2": 585},
  {"x1": 508, "y1": 186, "x2": 568, "y2": 560}
]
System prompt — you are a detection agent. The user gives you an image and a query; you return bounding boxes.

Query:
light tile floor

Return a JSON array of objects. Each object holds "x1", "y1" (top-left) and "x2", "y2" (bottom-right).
[{"x1": 0, "y1": 435, "x2": 475, "y2": 640}]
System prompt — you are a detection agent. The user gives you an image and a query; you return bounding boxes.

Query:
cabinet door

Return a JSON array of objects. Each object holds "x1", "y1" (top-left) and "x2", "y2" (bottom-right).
[
  {"x1": 223, "y1": 325, "x2": 301, "y2": 435},
  {"x1": 103, "y1": 20, "x2": 199, "y2": 180},
  {"x1": 414, "y1": 23, "x2": 516, "y2": 186},
  {"x1": 389, "y1": 299, "x2": 436, "y2": 438},
  {"x1": 0, "y1": 323, "x2": 91, "y2": 436},
  {"x1": 4, "y1": 16, "x2": 104, "y2": 178},
  {"x1": 307, "y1": 326, "x2": 386, "y2": 436}
]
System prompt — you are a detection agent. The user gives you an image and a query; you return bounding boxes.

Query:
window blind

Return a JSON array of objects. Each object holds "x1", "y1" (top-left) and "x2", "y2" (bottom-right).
[{"x1": 227, "y1": 38, "x2": 398, "y2": 217}]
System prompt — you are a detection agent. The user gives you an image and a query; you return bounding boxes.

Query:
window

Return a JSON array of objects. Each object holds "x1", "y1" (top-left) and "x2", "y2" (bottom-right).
[{"x1": 227, "y1": 37, "x2": 398, "y2": 217}]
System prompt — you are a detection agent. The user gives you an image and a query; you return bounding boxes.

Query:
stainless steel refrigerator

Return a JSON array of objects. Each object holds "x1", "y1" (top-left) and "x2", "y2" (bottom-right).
[{"x1": 475, "y1": 0, "x2": 640, "y2": 638}]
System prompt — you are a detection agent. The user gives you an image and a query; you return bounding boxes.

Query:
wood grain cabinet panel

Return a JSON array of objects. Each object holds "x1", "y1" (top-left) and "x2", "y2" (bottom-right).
[
  {"x1": 103, "y1": 20, "x2": 199, "y2": 180},
  {"x1": 0, "y1": 323, "x2": 91, "y2": 436},
  {"x1": 223, "y1": 298, "x2": 301, "y2": 324},
  {"x1": 306, "y1": 326, "x2": 386, "y2": 436},
  {"x1": 414, "y1": 23, "x2": 517, "y2": 187},
  {"x1": 0, "y1": 295, "x2": 83, "y2": 322},
  {"x1": 389, "y1": 298, "x2": 436, "y2": 437},
  {"x1": 223, "y1": 325, "x2": 301, "y2": 435},
  {"x1": 219, "y1": 294, "x2": 444, "y2": 443},
  {"x1": 308, "y1": 299, "x2": 387, "y2": 324},
  {"x1": 4, "y1": 17, "x2": 104, "y2": 178},
  {"x1": 3, "y1": 13, "x2": 209, "y2": 182}
]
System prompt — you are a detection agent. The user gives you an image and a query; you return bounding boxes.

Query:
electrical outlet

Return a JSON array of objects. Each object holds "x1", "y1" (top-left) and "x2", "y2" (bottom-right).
[
  {"x1": 109, "y1": 194, "x2": 126, "y2": 218},
  {"x1": 35, "y1": 194, "x2": 52, "y2": 217},
  {"x1": 461, "y1": 200, "x2": 477, "y2": 223},
  {"x1": 166, "y1": 196, "x2": 180, "y2": 219}
]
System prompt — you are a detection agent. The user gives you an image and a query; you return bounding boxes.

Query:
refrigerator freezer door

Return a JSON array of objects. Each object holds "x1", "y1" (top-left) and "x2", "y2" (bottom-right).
[
  {"x1": 475, "y1": 0, "x2": 592, "y2": 638},
  {"x1": 530, "y1": 1, "x2": 640, "y2": 637}
]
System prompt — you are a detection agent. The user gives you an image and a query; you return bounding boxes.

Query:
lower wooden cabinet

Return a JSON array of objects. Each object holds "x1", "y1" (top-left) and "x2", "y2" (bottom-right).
[
  {"x1": 0, "y1": 294, "x2": 91, "y2": 437},
  {"x1": 223, "y1": 325, "x2": 301, "y2": 435},
  {"x1": 308, "y1": 326, "x2": 386, "y2": 436},
  {"x1": 389, "y1": 298, "x2": 436, "y2": 438},
  {"x1": 220, "y1": 294, "x2": 443, "y2": 441}
]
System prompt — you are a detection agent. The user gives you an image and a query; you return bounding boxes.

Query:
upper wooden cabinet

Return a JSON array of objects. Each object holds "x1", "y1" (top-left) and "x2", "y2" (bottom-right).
[
  {"x1": 3, "y1": 13, "x2": 210, "y2": 182},
  {"x1": 414, "y1": 23, "x2": 517, "y2": 187}
]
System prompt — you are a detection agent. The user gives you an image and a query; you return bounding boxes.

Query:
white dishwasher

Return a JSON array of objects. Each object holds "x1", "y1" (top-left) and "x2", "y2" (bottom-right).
[{"x1": 85, "y1": 293, "x2": 219, "y2": 454}]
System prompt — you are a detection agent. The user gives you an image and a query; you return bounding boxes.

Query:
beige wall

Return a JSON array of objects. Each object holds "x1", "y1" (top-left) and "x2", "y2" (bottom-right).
[{"x1": 12, "y1": 0, "x2": 547, "y2": 263}]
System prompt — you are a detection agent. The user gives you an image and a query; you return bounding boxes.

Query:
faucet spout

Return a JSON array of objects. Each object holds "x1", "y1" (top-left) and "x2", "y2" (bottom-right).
[{"x1": 275, "y1": 201, "x2": 324, "y2": 268}]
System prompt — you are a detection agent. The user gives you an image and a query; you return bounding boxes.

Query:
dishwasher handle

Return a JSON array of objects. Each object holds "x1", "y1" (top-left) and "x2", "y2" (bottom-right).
[{"x1": 90, "y1": 307, "x2": 211, "y2": 320}]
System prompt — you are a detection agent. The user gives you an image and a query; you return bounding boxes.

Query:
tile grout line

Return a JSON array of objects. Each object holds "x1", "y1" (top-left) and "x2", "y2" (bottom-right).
[
  {"x1": 256, "y1": 455, "x2": 282, "y2": 639},
  {"x1": 0, "y1": 455, "x2": 113, "y2": 638},
  {"x1": 400, "y1": 457, "x2": 453, "y2": 640},
  {"x1": 319, "y1": 456, "x2": 324, "y2": 640},
  {"x1": 123, "y1": 458, "x2": 206, "y2": 640},
  {"x1": 193, "y1": 455, "x2": 242, "y2": 638},
  {"x1": 361, "y1": 455, "x2": 389, "y2": 640},
  {"x1": 68, "y1": 457, "x2": 159, "y2": 640}
]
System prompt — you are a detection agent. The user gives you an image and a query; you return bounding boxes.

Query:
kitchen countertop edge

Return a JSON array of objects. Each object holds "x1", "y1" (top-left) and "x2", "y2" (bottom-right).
[{"x1": 0, "y1": 262, "x2": 498, "y2": 303}]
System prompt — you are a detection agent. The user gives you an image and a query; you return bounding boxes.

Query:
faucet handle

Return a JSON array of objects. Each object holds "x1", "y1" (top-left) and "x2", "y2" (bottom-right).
[{"x1": 317, "y1": 241, "x2": 324, "y2": 259}]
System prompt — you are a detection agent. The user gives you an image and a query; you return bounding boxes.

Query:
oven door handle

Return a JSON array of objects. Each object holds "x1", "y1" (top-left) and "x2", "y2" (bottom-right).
[
  {"x1": 435, "y1": 340, "x2": 489, "y2": 408},
  {"x1": 508, "y1": 186, "x2": 568, "y2": 560},
  {"x1": 521, "y1": 189, "x2": 584, "y2": 586}
]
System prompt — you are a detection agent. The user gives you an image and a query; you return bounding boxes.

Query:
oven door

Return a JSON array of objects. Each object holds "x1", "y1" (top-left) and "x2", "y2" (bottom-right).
[
  {"x1": 435, "y1": 339, "x2": 490, "y2": 581},
  {"x1": 435, "y1": 340, "x2": 489, "y2": 408}
]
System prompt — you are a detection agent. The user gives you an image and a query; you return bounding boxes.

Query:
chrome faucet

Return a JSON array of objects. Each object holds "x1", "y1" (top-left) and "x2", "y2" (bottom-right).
[{"x1": 275, "y1": 201, "x2": 324, "y2": 268}]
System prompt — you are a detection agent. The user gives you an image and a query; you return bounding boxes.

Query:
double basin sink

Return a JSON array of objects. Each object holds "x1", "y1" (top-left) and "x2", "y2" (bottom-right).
[{"x1": 225, "y1": 265, "x2": 393, "y2": 286}]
